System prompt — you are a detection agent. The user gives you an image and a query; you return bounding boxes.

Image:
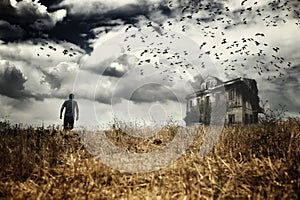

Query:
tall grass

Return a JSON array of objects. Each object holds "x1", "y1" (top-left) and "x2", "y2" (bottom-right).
[{"x1": 0, "y1": 119, "x2": 299, "y2": 199}]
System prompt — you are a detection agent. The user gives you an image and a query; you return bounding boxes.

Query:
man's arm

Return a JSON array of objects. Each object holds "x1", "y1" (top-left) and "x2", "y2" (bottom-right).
[
  {"x1": 60, "y1": 102, "x2": 65, "y2": 119},
  {"x1": 75, "y1": 102, "x2": 79, "y2": 120}
]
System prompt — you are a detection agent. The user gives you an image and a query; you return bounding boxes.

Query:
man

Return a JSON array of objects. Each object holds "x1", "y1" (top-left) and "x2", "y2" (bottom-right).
[{"x1": 60, "y1": 93, "x2": 79, "y2": 130}]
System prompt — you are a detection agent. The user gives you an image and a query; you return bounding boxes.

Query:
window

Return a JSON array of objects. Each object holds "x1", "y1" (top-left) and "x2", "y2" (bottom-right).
[
  {"x1": 228, "y1": 114, "x2": 235, "y2": 124},
  {"x1": 245, "y1": 114, "x2": 249, "y2": 124},
  {"x1": 229, "y1": 89, "x2": 235, "y2": 100},
  {"x1": 245, "y1": 101, "x2": 252, "y2": 109},
  {"x1": 200, "y1": 99, "x2": 204, "y2": 112},
  {"x1": 236, "y1": 93, "x2": 240, "y2": 106},
  {"x1": 205, "y1": 96, "x2": 210, "y2": 106}
]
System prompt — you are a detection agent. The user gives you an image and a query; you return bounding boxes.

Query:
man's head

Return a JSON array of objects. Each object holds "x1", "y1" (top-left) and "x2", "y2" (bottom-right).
[{"x1": 69, "y1": 93, "x2": 74, "y2": 99}]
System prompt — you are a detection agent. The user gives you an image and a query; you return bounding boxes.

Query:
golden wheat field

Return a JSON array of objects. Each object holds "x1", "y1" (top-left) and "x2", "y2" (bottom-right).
[{"x1": 0, "y1": 119, "x2": 299, "y2": 200}]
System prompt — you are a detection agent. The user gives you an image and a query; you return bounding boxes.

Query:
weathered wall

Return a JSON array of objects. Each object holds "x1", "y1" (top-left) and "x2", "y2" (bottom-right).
[{"x1": 185, "y1": 78, "x2": 261, "y2": 126}]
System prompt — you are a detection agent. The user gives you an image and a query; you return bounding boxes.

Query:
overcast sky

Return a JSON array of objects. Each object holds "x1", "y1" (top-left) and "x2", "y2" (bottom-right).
[{"x1": 0, "y1": 0, "x2": 299, "y2": 128}]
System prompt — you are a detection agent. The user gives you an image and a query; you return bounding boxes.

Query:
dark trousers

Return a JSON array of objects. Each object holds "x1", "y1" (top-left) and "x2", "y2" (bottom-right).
[{"x1": 64, "y1": 115, "x2": 74, "y2": 130}]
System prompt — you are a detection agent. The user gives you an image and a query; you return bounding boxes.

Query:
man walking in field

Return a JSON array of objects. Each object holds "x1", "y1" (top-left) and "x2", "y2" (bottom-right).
[{"x1": 60, "y1": 93, "x2": 79, "y2": 130}]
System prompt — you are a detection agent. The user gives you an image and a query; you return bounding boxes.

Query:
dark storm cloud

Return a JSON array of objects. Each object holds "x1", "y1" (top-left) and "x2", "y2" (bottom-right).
[
  {"x1": 0, "y1": 0, "x2": 47, "y2": 24},
  {"x1": 102, "y1": 67, "x2": 125, "y2": 78},
  {"x1": 0, "y1": 0, "x2": 173, "y2": 53},
  {"x1": 102, "y1": 54, "x2": 139, "y2": 78},
  {"x1": 48, "y1": 2, "x2": 172, "y2": 53},
  {"x1": 83, "y1": 54, "x2": 138, "y2": 78},
  {"x1": 0, "y1": 20, "x2": 25, "y2": 40},
  {"x1": 38, "y1": 0, "x2": 64, "y2": 8},
  {"x1": 0, "y1": 0, "x2": 229, "y2": 54},
  {"x1": 0, "y1": 0, "x2": 66, "y2": 42},
  {"x1": 130, "y1": 83, "x2": 178, "y2": 103},
  {"x1": 0, "y1": 64, "x2": 41, "y2": 100}
]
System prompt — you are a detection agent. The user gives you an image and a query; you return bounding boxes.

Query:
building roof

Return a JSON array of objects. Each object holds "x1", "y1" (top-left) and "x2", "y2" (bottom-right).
[{"x1": 187, "y1": 77, "x2": 258, "y2": 99}]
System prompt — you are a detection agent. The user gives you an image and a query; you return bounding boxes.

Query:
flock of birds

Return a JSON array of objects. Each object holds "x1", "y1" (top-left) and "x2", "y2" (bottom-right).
[
  {"x1": 34, "y1": 0, "x2": 300, "y2": 83},
  {"x1": 121, "y1": 0, "x2": 299, "y2": 82},
  {"x1": 36, "y1": 41, "x2": 78, "y2": 58}
]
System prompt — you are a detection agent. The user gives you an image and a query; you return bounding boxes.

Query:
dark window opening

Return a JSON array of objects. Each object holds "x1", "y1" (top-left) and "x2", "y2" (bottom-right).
[
  {"x1": 229, "y1": 89, "x2": 235, "y2": 100},
  {"x1": 205, "y1": 96, "x2": 210, "y2": 105},
  {"x1": 228, "y1": 114, "x2": 235, "y2": 124},
  {"x1": 245, "y1": 114, "x2": 249, "y2": 124}
]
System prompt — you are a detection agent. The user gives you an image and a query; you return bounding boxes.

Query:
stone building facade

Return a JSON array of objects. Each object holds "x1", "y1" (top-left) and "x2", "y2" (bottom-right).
[{"x1": 184, "y1": 77, "x2": 263, "y2": 126}]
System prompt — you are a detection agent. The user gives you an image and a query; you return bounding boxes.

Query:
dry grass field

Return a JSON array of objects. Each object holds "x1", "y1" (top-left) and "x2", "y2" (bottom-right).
[{"x1": 0, "y1": 119, "x2": 299, "y2": 199}]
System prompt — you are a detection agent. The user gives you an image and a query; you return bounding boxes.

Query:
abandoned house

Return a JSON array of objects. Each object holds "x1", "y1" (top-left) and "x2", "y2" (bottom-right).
[{"x1": 184, "y1": 76, "x2": 263, "y2": 125}]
